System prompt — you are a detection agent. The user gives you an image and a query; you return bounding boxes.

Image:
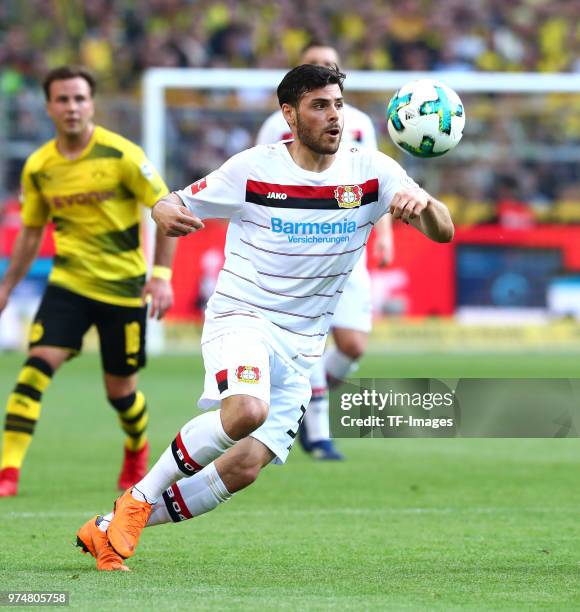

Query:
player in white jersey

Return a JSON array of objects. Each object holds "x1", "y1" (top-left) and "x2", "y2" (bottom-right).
[
  {"x1": 256, "y1": 42, "x2": 394, "y2": 460},
  {"x1": 75, "y1": 65, "x2": 453, "y2": 571}
]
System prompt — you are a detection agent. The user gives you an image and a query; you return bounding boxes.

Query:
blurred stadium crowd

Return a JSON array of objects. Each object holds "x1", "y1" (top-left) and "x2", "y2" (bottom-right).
[
  {"x1": 0, "y1": 0, "x2": 579, "y2": 224},
  {"x1": 2, "y1": 0, "x2": 578, "y2": 87}
]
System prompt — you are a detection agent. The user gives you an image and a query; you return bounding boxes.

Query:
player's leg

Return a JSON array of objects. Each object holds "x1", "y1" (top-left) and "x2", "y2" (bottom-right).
[
  {"x1": 301, "y1": 355, "x2": 344, "y2": 460},
  {"x1": 132, "y1": 392, "x2": 267, "y2": 504},
  {"x1": 100, "y1": 332, "x2": 271, "y2": 558},
  {"x1": 76, "y1": 400, "x2": 256, "y2": 570},
  {"x1": 139, "y1": 436, "x2": 274, "y2": 526},
  {"x1": 103, "y1": 392, "x2": 267, "y2": 559},
  {"x1": 0, "y1": 285, "x2": 89, "y2": 497},
  {"x1": 83, "y1": 436, "x2": 273, "y2": 570},
  {"x1": 85, "y1": 402, "x2": 267, "y2": 564},
  {"x1": 146, "y1": 352, "x2": 310, "y2": 528},
  {"x1": 78, "y1": 442, "x2": 274, "y2": 570},
  {"x1": 103, "y1": 372, "x2": 150, "y2": 490},
  {"x1": 299, "y1": 257, "x2": 372, "y2": 461},
  {"x1": 326, "y1": 327, "x2": 368, "y2": 388},
  {"x1": 130, "y1": 332, "x2": 271, "y2": 504},
  {"x1": 95, "y1": 300, "x2": 150, "y2": 489},
  {"x1": 324, "y1": 254, "x2": 372, "y2": 389},
  {"x1": 90, "y1": 341, "x2": 308, "y2": 567}
]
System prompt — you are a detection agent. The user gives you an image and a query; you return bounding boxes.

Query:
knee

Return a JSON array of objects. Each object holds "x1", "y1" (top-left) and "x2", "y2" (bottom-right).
[
  {"x1": 216, "y1": 437, "x2": 274, "y2": 493},
  {"x1": 105, "y1": 374, "x2": 136, "y2": 400},
  {"x1": 107, "y1": 392, "x2": 137, "y2": 412},
  {"x1": 223, "y1": 396, "x2": 268, "y2": 437},
  {"x1": 28, "y1": 348, "x2": 65, "y2": 373},
  {"x1": 236, "y1": 396, "x2": 268, "y2": 431},
  {"x1": 335, "y1": 337, "x2": 367, "y2": 361}
]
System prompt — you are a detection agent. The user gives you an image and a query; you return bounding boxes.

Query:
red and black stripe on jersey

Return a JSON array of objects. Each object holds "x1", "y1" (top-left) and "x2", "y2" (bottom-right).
[{"x1": 245, "y1": 179, "x2": 379, "y2": 209}]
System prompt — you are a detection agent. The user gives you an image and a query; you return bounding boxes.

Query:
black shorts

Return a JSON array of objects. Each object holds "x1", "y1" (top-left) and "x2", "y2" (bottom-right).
[{"x1": 29, "y1": 284, "x2": 147, "y2": 377}]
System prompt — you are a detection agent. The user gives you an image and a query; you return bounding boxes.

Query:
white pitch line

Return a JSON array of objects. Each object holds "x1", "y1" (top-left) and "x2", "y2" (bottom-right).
[{"x1": 0, "y1": 506, "x2": 573, "y2": 520}]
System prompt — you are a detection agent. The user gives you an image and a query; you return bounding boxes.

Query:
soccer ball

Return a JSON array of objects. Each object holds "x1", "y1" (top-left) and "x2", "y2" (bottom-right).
[{"x1": 386, "y1": 79, "x2": 465, "y2": 158}]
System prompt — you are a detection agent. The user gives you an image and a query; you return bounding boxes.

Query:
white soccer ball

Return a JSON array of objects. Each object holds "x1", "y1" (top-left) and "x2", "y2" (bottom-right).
[{"x1": 386, "y1": 79, "x2": 465, "y2": 158}]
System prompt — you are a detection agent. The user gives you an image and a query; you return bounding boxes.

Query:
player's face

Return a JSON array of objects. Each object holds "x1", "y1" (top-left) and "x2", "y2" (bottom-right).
[
  {"x1": 293, "y1": 85, "x2": 344, "y2": 155},
  {"x1": 301, "y1": 46, "x2": 340, "y2": 68},
  {"x1": 46, "y1": 77, "x2": 94, "y2": 138}
]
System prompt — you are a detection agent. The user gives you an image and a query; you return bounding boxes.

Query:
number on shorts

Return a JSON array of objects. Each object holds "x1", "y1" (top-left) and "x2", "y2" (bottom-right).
[
  {"x1": 124, "y1": 321, "x2": 141, "y2": 355},
  {"x1": 286, "y1": 404, "x2": 306, "y2": 440}
]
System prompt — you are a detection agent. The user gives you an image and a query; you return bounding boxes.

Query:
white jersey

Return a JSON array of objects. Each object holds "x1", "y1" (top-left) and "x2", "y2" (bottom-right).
[
  {"x1": 256, "y1": 102, "x2": 378, "y2": 302},
  {"x1": 256, "y1": 103, "x2": 378, "y2": 150},
  {"x1": 176, "y1": 143, "x2": 415, "y2": 375}
]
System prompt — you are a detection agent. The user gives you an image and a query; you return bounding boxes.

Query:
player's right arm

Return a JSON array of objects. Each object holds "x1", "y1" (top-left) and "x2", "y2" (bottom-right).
[
  {"x1": 0, "y1": 226, "x2": 45, "y2": 315},
  {"x1": 153, "y1": 151, "x2": 248, "y2": 236},
  {"x1": 0, "y1": 158, "x2": 50, "y2": 315},
  {"x1": 152, "y1": 192, "x2": 204, "y2": 237}
]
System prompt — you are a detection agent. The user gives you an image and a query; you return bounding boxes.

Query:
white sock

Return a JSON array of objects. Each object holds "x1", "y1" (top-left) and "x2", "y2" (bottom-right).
[
  {"x1": 97, "y1": 512, "x2": 114, "y2": 533},
  {"x1": 134, "y1": 410, "x2": 235, "y2": 503},
  {"x1": 305, "y1": 358, "x2": 330, "y2": 442},
  {"x1": 147, "y1": 462, "x2": 231, "y2": 526},
  {"x1": 324, "y1": 347, "x2": 359, "y2": 388}
]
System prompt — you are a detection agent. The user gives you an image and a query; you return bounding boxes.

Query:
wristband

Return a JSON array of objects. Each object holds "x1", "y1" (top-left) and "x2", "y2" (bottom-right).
[{"x1": 151, "y1": 265, "x2": 172, "y2": 281}]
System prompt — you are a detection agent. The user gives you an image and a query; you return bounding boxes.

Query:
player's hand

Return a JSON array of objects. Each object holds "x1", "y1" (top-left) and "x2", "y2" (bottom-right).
[
  {"x1": 389, "y1": 188, "x2": 430, "y2": 224},
  {"x1": 152, "y1": 199, "x2": 204, "y2": 237},
  {"x1": 142, "y1": 277, "x2": 174, "y2": 320},
  {"x1": 373, "y1": 235, "x2": 394, "y2": 268}
]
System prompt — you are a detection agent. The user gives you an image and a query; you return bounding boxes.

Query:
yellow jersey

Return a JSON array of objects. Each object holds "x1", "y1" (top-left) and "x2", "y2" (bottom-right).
[{"x1": 20, "y1": 125, "x2": 169, "y2": 307}]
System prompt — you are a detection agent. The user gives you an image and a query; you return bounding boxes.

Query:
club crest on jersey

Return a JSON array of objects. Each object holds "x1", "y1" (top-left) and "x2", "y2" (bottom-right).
[
  {"x1": 236, "y1": 366, "x2": 260, "y2": 384},
  {"x1": 334, "y1": 184, "x2": 363, "y2": 208}
]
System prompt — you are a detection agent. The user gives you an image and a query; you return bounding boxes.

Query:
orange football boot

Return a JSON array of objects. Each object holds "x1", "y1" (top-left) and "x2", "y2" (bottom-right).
[
  {"x1": 76, "y1": 515, "x2": 130, "y2": 571},
  {"x1": 107, "y1": 489, "x2": 152, "y2": 559}
]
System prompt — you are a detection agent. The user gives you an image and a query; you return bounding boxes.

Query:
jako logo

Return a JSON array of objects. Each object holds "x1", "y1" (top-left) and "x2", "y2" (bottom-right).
[{"x1": 267, "y1": 192, "x2": 287, "y2": 200}]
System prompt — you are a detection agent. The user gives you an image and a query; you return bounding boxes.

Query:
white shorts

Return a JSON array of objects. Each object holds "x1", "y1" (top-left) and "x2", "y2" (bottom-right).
[
  {"x1": 331, "y1": 252, "x2": 372, "y2": 333},
  {"x1": 199, "y1": 330, "x2": 311, "y2": 464}
]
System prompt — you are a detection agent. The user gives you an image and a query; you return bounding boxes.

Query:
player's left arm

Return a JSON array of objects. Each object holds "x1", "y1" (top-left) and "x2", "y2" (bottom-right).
[
  {"x1": 142, "y1": 229, "x2": 179, "y2": 320},
  {"x1": 377, "y1": 152, "x2": 453, "y2": 243},
  {"x1": 390, "y1": 188, "x2": 454, "y2": 243}
]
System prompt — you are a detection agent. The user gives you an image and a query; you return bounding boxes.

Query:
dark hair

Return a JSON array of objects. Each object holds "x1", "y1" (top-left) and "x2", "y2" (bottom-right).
[
  {"x1": 277, "y1": 64, "x2": 345, "y2": 108},
  {"x1": 43, "y1": 66, "x2": 96, "y2": 100}
]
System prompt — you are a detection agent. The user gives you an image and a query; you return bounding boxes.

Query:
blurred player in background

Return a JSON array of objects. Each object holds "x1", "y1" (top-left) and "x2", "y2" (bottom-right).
[
  {"x1": 0, "y1": 66, "x2": 176, "y2": 497},
  {"x1": 257, "y1": 42, "x2": 394, "y2": 460},
  {"x1": 75, "y1": 64, "x2": 452, "y2": 571}
]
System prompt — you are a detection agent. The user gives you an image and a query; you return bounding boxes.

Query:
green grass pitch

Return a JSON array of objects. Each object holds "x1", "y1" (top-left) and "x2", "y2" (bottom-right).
[{"x1": 1, "y1": 350, "x2": 580, "y2": 610}]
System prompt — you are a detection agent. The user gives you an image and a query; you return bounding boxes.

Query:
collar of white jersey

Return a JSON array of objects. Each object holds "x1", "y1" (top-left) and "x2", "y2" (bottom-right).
[{"x1": 277, "y1": 141, "x2": 342, "y2": 181}]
